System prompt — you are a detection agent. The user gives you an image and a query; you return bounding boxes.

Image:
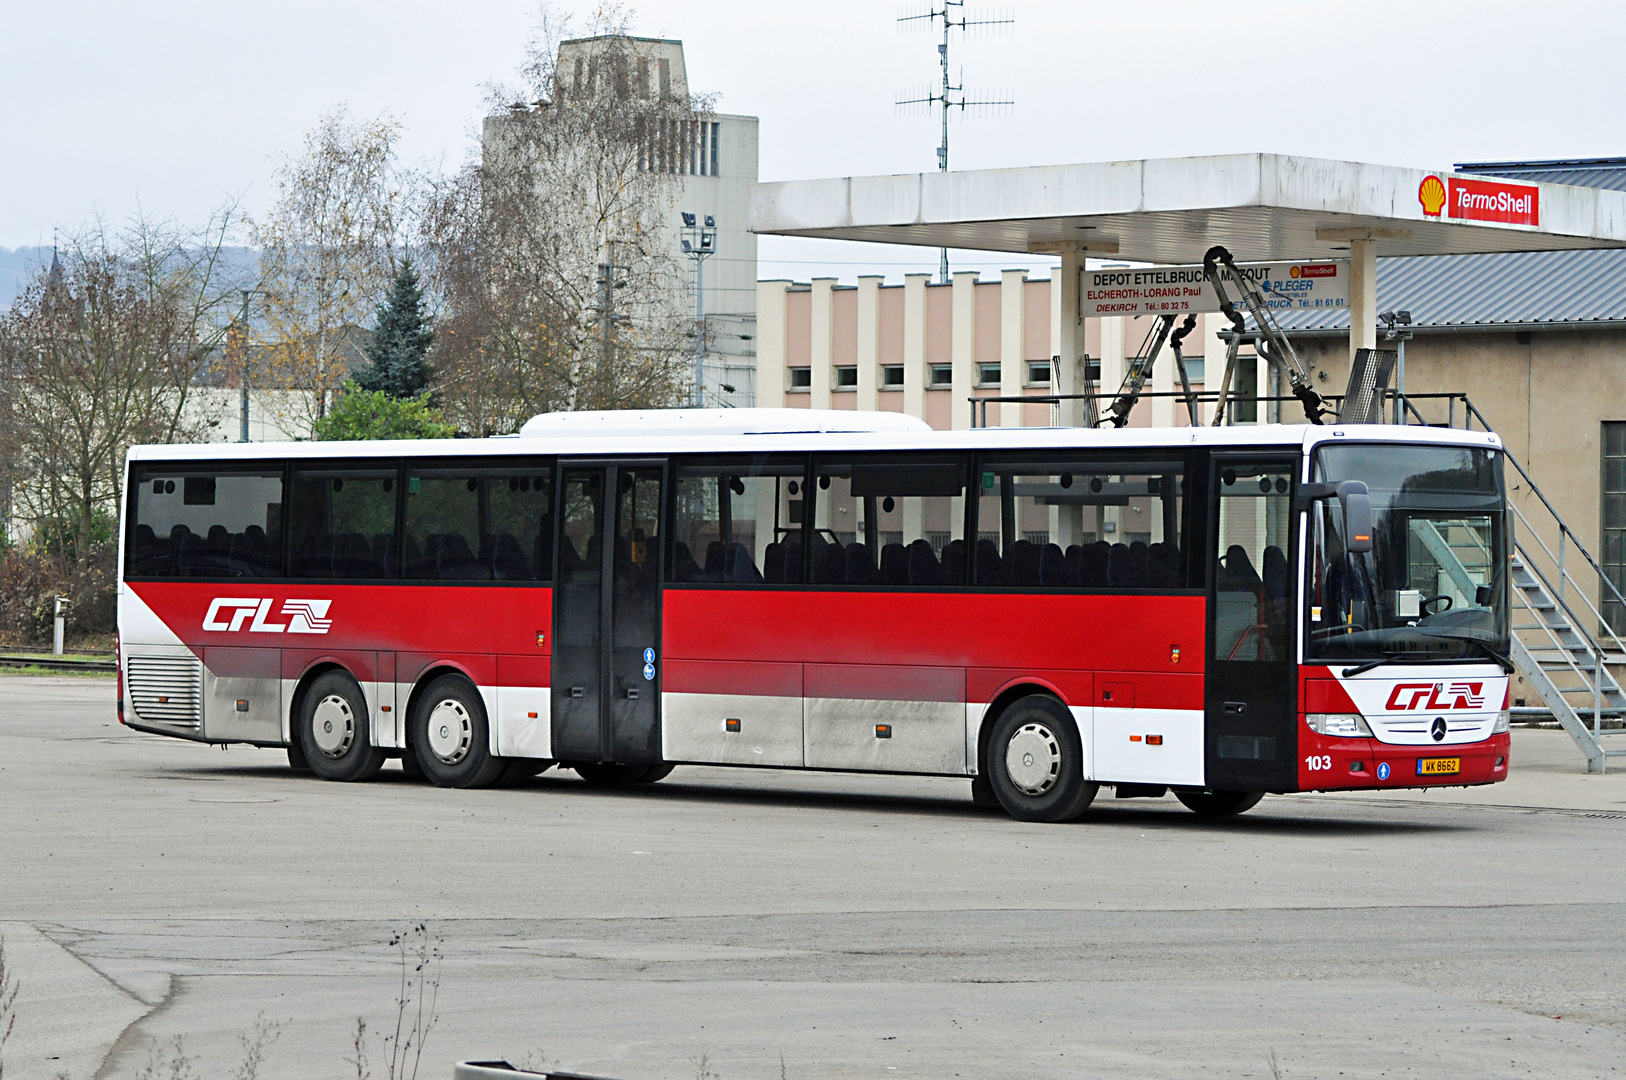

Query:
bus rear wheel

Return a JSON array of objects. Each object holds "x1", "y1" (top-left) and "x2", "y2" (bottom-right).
[
  {"x1": 411, "y1": 675, "x2": 508, "y2": 789},
  {"x1": 298, "y1": 671, "x2": 386, "y2": 782},
  {"x1": 1175, "y1": 790, "x2": 1264, "y2": 817},
  {"x1": 986, "y1": 695, "x2": 1098, "y2": 823}
]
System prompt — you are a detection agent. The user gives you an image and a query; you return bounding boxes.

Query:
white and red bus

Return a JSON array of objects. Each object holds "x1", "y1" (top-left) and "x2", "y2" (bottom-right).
[{"x1": 116, "y1": 409, "x2": 1512, "y2": 821}]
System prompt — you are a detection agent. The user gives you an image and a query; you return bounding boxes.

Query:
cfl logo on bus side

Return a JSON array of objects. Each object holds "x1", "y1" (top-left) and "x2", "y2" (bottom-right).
[
  {"x1": 1384, "y1": 681, "x2": 1485, "y2": 711},
  {"x1": 203, "y1": 598, "x2": 333, "y2": 635}
]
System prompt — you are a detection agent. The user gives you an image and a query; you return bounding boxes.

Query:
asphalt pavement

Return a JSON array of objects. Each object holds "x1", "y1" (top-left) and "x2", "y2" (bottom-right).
[{"x1": 2, "y1": 675, "x2": 1624, "y2": 1080}]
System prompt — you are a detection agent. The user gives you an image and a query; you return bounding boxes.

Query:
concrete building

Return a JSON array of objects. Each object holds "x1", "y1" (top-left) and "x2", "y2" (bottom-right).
[
  {"x1": 484, "y1": 36, "x2": 759, "y2": 407},
  {"x1": 750, "y1": 153, "x2": 1626, "y2": 621}
]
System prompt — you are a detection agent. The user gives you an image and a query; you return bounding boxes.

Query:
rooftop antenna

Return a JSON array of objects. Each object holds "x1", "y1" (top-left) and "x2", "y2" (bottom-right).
[{"x1": 897, "y1": 2, "x2": 1014, "y2": 284}]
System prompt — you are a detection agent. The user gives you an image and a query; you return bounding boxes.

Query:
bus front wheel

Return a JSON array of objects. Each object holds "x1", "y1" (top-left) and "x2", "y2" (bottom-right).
[
  {"x1": 987, "y1": 695, "x2": 1098, "y2": 823},
  {"x1": 1175, "y1": 790, "x2": 1264, "y2": 817}
]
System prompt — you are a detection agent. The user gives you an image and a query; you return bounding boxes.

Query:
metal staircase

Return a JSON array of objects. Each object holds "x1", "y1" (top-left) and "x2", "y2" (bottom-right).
[{"x1": 1400, "y1": 393, "x2": 1626, "y2": 773}]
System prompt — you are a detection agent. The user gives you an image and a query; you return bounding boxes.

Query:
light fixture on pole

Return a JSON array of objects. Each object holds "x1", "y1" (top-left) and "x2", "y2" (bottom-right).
[
  {"x1": 1379, "y1": 309, "x2": 1413, "y2": 424},
  {"x1": 681, "y1": 212, "x2": 717, "y2": 407}
]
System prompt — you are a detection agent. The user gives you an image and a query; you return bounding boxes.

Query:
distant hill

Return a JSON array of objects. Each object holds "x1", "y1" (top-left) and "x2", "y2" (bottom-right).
[
  {"x1": 0, "y1": 246, "x2": 261, "y2": 311},
  {"x1": 0, "y1": 247, "x2": 50, "y2": 310}
]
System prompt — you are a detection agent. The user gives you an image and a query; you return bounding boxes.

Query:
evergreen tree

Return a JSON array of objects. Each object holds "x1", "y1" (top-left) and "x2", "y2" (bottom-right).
[{"x1": 355, "y1": 259, "x2": 434, "y2": 398}]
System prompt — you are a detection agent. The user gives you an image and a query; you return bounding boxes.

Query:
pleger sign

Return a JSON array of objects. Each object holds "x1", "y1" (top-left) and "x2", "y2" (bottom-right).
[{"x1": 1080, "y1": 260, "x2": 1349, "y2": 318}]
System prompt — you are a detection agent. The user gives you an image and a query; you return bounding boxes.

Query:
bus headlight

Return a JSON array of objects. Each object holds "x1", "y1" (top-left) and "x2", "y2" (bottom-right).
[
  {"x1": 1307, "y1": 713, "x2": 1373, "y2": 737},
  {"x1": 1492, "y1": 710, "x2": 1510, "y2": 734}
]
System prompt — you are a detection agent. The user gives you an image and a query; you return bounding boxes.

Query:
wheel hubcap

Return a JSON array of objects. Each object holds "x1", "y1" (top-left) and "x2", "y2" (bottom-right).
[
  {"x1": 427, "y1": 699, "x2": 472, "y2": 764},
  {"x1": 311, "y1": 694, "x2": 354, "y2": 758},
  {"x1": 1005, "y1": 722, "x2": 1061, "y2": 796}
]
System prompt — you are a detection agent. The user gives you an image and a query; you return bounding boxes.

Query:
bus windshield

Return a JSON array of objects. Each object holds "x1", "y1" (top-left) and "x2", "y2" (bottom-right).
[{"x1": 1305, "y1": 443, "x2": 1508, "y2": 664}]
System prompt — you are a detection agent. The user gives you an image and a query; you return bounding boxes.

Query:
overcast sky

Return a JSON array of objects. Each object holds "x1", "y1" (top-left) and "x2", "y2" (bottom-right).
[{"x1": 4, "y1": 0, "x2": 1623, "y2": 283}]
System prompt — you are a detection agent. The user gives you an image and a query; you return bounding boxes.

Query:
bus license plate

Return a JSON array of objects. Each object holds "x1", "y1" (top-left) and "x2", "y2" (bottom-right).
[{"x1": 1417, "y1": 758, "x2": 1460, "y2": 776}]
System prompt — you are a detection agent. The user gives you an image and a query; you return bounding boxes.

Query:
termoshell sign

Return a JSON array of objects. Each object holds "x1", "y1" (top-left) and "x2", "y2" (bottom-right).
[
  {"x1": 1418, "y1": 173, "x2": 1540, "y2": 226},
  {"x1": 1080, "y1": 261, "x2": 1348, "y2": 318}
]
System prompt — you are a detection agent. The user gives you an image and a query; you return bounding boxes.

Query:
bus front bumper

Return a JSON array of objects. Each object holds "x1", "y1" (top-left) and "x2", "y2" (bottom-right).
[{"x1": 1296, "y1": 729, "x2": 1511, "y2": 791}]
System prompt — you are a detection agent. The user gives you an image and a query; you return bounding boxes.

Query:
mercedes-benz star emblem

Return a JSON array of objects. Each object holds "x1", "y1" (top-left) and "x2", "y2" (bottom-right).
[{"x1": 1430, "y1": 717, "x2": 1448, "y2": 742}]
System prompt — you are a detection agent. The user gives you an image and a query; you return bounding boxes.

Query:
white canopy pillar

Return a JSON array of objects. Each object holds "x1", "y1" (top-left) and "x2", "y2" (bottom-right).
[{"x1": 1054, "y1": 247, "x2": 1084, "y2": 427}]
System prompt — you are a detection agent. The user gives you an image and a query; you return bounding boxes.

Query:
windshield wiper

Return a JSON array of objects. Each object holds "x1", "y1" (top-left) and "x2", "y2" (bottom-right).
[
  {"x1": 1437, "y1": 635, "x2": 1516, "y2": 673},
  {"x1": 1341, "y1": 655, "x2": 1439, "y2": 677},
  {"x1": 1339, "y1": 637, "x2": 1514, "y2": 677}
]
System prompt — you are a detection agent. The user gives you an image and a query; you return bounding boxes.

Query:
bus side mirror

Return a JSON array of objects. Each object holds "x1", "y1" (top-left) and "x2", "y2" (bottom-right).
[
  {"x1": 1342, "y1": 486, "x2": 1373, "y2": 553},
  {"x1": 1299, "y1": 480, "x2": 1373, "y2": 553}
]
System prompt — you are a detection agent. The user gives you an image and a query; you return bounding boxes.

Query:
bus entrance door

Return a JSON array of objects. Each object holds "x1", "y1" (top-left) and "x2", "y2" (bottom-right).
[
  {"x1": 552, "y1": 464, "x2": 666, "y2": 765},
  {"x1": 1204, "y1": 456, "x2": 1299, "y2": 792}
]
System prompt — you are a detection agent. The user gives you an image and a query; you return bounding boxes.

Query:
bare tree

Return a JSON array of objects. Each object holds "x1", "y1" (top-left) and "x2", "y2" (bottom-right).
[
  {"x1": 421, "y1": 6, "x2": 708, "y2": 433},
  {"x1": 0, "y1": 211, "x2": 245, "y2": 569},
  {"x1": 252, "y1": 107, "x2": 408, "y2": 431}
]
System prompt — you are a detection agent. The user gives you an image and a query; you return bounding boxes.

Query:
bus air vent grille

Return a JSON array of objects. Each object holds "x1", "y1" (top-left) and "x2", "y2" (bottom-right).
[{"x1": 127, "y1": 655, "x2": 203, "y2": 730}]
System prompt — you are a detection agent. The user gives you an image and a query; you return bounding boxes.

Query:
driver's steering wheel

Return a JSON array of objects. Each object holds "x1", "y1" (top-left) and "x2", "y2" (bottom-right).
[{"x1": 1419, "y1": 594, "x2": 1453, "y2": 617}]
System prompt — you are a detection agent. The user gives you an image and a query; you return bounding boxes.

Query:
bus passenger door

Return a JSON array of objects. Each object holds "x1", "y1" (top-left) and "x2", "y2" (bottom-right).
[
  {"x1": 551, "y1": 464, "x2": 665, "y2": 765},
  {"x1": 1204, "y1": 456, "x2": 1299, "y2": 792}
]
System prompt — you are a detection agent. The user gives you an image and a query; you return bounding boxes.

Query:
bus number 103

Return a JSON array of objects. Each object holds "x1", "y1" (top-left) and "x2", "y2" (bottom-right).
[{"x1": 1304, "y1": 754, "x2": 1333, "y2": 771}]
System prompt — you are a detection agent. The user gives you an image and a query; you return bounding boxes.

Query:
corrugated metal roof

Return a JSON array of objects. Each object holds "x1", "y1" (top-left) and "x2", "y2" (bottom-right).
[
  {"x1": 1267, "y1": 159, "x2": 1626, "y2": 333},
  {"x1": 1271, "y1": 248, "x2": 1626, "y2": 333},
  {"x1": 1456, "y1": 158, "x2": 1626, "y2": 193}
]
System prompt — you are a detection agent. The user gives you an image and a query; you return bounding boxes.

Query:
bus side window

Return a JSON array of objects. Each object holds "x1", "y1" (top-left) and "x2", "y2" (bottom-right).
[
  {"x1": 808, "y1": 455, "x2": 968, "y2": 588},
  {"x1": 128, "y1": 467, "x2": 285, "y2": 578},
  {"x1": 972, "y1": 458, "x2": 1185, "y2": 590},
  {"x1": 287, "y1": 468, "x2": 400, "y2": 580},
  {"x1": 670, "y1": 455, "x2": 808, "y2": 585},
  {"x1": 403, "y1": 465, "x2": 554, "y2": 582},
  {"x1": 1213, "y1": 465, "x2": 1293, "y2": 661}
]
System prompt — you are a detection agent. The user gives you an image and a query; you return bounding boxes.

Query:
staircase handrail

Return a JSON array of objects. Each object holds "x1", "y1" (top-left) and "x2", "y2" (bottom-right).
[
  {"x1": 1438, "y1": 392, "x2": 1626, "y2": 648},
  {"x1": 1504, "y1": 496, "x2": 1626, "y2": 660}
]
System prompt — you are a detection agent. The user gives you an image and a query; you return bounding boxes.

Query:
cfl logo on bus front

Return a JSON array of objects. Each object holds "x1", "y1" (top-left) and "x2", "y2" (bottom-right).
[
  {"x1": 202, "y1": 598, "x2": 333, "y2": 635},
  {"x1": 1384, "y1": 682, "x2": 1485, "y2": 711}
]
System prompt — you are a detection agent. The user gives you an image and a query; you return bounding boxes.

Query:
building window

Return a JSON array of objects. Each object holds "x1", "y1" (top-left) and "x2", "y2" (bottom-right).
[
  {"x1": 1084, "y1": 357, "x2": 1102, "y2": 384},
  {"x1": 881, "y1": 365, "x2": 905, "y2": 388},
  {"x1": 789, "y1": 366, "x2": 811, "y2": 390},
  {"x1": 929, "y1": 364, "x2": 953, "y2": 387},
  {"x1": 1605, "y1": 422, "x2": 1626, "y2": 632},
  {"x1": 710, "y1": 121, "x2": 720, "y2": 175},
  {"x1": 1182, "y1": 356, "x2": 1205, "y2": 383},
  {"x1": 835, "y1": 366, "x2": 858, "y2": 389},
  {"x1": 977, "y1": 362, "x2": 1002, "y2": 387},
  {"x1": 1027, "y1": 361, "x2": 1052, "y2": 386}
]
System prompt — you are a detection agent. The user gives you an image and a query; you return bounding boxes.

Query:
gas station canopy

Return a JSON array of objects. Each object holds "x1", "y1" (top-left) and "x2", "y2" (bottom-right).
[{"x1": 750, "y1": 153, "x2": 1626, "y2": 263}]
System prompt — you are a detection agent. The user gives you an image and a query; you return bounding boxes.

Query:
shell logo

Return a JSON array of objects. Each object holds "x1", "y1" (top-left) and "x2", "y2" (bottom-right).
[
  {"x1": 1290, "y1": 265, "x2": 1301, "y2": 278},
  {"x1": 1419, "y1": 175, "x2": 1447, "y2": 217}
]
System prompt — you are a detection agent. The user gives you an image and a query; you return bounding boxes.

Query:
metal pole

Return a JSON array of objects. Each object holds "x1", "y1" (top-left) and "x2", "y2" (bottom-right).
[
  {"x1": 53, "y1": 595, "x2": 66, "y2": 656},
  {"x1": 1394, "y1": 335, "x2": 1406, "y2": 425},
  {"x1": 602, "y1": 261, "x2": 614, "y2": 374},
  {"x1": 693, "y1": 253, "x2": 705, "y2": 407},
  {"x1": 241, "y1": 380, "x2": 250, "y2": 443},
  {"x1": 937, "y1": 9, "x2": 950, "y2": 285}
]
